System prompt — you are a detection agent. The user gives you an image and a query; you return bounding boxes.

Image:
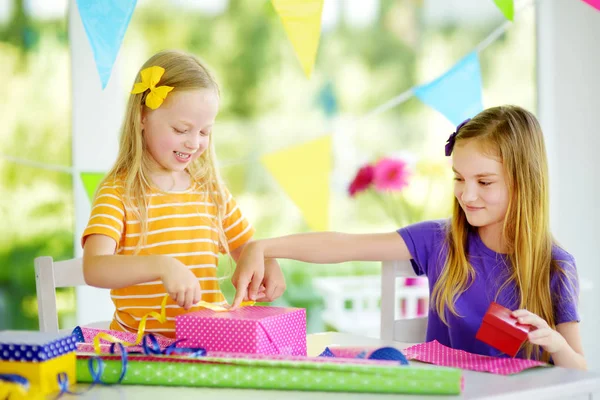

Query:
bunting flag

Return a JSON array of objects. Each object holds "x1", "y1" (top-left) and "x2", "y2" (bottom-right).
[
  {"x1": 493, "y1": 0, "x2": 514, "y2": 21},
  {"x1": 80, "y1": 172, "x2": 106, "y2": 202},
  {"x1": 76, "y1": 0, "x2": 137, "y2": 88},
  {"x1": 261, "y1": 135, "x2": 332, "y2": 231},
  {"x1": 414, "y1": 52, "x2": 483, "y2": 126},
  {"x1": 271, "y1": 0, "x2": 324, "y2": 78},
  {"x1": 317, "y1": 81, "x2": 338, "y2": 118},
  {"x1": 582, "y1": 0, "x2": 600, "y2": 11}
]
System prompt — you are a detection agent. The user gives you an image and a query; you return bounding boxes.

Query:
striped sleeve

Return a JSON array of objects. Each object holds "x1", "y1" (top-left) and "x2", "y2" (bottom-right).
[
  {"x1": 81, "y1": 181, "x2": 125, "y2": 248},
  {"x1": 221, "y1": 188, "x2": 254, "y2": 252}
]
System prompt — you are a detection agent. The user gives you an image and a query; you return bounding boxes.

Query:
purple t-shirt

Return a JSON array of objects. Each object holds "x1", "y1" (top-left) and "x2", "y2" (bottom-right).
[{"x1": 398, "y1": 219, "x2": 579, "y2": 358}]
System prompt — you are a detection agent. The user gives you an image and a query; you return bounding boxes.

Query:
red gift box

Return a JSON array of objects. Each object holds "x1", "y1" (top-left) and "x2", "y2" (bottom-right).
[{"x1": 475, "y1": 302, "x2": 532, "y2": 357}]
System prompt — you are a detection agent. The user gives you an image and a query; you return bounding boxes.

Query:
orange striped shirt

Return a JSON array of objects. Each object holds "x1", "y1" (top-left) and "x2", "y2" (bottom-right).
[{"x1": 82, "y1": 178, "x2": 255, "y2": 337}]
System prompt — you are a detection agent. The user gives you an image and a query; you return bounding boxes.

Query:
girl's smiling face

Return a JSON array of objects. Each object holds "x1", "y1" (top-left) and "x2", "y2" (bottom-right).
[
  {"x1": 452, "y1": 139, "x2": 509, "y2": 234},
  {"x1": 141, "y1": 88, "x2": 219, "y2": 174}
]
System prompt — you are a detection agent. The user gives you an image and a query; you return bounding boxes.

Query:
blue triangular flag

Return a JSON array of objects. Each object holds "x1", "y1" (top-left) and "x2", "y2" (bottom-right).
[
  {"x1": 355, "y1": 350, "x2": 367, "y2": 359},
  {"x1": 76, "y1": 0, "x2": 137, "y2": 89},
  {"x1": 318, "y1": 347, "x2": 335, "y2": 357},
  {"x1": 414, "y1": 52, "x2": 483, "y2": 126},
  {"x1": 316, "y1": 81, "x2": 338, "y2": 118}
]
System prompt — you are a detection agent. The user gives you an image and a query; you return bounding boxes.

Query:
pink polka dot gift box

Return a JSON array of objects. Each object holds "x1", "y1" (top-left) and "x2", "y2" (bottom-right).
[{"x1": 175, "y1": 306, "x2": 307, "y2": 356}]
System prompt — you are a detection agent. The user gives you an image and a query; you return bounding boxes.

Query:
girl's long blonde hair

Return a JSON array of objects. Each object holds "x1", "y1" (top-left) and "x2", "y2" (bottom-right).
[
  {"x1": 431, "y1": 105, "x2": 577, "y2": 361},
  {"x1": 102, "y1": 49, "x2": 231, "y2": 258}
]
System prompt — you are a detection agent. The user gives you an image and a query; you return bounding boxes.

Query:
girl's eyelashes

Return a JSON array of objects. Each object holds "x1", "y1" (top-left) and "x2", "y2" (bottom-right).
[
  {"x1": 453, "y1": 176, "x2": 493, "y2": 186},
  {"x1": 173, "y1": 127, "x2": 211, "y2": 136}
]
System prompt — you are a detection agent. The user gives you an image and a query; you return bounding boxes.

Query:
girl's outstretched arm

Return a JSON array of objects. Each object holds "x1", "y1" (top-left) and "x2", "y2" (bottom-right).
[{"x1": 231, "y1": 231, "x2": 411, "y2": 308}]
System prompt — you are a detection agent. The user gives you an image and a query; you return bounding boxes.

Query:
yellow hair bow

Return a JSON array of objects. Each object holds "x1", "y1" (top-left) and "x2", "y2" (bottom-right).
[{"x1": 131, "y1": 66, "x2": 174, "y2": 110}]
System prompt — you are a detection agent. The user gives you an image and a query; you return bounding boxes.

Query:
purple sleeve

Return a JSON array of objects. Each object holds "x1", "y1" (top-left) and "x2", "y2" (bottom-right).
[
  {"x1": 551, "y1": 251, "x2": 580, "y2": 324},
  {"x1": 397, "y1": 219, "x2": 448, "y2": 277}
]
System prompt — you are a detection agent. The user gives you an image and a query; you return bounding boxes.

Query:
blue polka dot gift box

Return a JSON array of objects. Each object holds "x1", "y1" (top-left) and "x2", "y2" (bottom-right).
[
  {"x1": 0, "y1": 331, "x2": 77, "y2": 396},
  {"x1": 0, "y1": 331, "x2": 77, "y2": 362}
]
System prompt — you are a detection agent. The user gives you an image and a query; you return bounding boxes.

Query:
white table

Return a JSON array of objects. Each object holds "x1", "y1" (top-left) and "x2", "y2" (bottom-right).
[{"x1": 59, "y1": 332, "x2": 600, "y2": 399}]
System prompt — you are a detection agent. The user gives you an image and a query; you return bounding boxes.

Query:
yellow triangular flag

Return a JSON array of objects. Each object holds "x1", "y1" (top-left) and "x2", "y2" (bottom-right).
[
  {"x1": 271, "y1": 0, "x2": 324, "y2": 78},
  {"x1": 261, "y1": 135, "x2": 331, "y2": 231}
]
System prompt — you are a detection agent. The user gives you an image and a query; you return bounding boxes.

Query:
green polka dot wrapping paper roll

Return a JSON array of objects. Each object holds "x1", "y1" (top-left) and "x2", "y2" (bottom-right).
[{"x1": 75, "y1": 353, "x2": 463, "y2": 395}]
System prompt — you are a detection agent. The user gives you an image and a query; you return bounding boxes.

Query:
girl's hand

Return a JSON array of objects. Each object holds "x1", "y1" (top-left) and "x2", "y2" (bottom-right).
[
  {"x1": 231, "y1": 242, "x2": 266, "y2": 309},
  {"x1": 256, "y1": 259, "x2": 286, "y2": 303},
  {"x1": 159, "y1": 258, "x2": 201, "y2": 310},
  {"x1": 512, "y1": 309, "x2": 568, "y2": 354}
]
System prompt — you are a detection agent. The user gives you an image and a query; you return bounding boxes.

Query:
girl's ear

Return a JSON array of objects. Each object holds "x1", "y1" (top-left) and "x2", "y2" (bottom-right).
[{"x1": 140, "y1": 106, "x2": 146, "y2": 130}]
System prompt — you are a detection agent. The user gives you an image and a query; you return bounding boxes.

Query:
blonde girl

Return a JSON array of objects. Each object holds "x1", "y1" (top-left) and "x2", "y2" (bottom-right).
[{"x1": 82, "y1": 50, "x2": 285, "y2": 337}]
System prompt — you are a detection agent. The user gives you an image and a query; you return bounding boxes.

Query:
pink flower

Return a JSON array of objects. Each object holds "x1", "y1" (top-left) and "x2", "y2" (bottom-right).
[
  {"x1": 373, "y1": 158, "x2": 410, "y2": 192},
  {"x1": 348, "y1": 164, "x2": 374, "y2": 197}
]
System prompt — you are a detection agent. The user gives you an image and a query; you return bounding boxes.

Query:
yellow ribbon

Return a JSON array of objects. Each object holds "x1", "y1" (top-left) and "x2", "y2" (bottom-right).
[
  {"x1": 93, "y1": 295, "x2": 254, "y2": 354},
  {"x1": 194, "y1": 300, "x2": 255, "y2": 312},
  {"x1": 0, "y1": 383, "x2": 43, "y2": 400},
  {"x1": 130, "y1": 66, "x2": 174, "y2": 110},
  {"x1": 0, "y1": 382, "x2": 27, "y2": 400}
]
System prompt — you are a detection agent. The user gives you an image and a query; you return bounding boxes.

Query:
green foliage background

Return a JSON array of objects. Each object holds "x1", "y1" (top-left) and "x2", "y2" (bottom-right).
[{"x1": 0, "y1": 0, "x2": 535, "y2": 332}]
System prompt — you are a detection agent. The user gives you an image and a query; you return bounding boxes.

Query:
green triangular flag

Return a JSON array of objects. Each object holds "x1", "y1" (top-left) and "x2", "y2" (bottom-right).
[
  {"x1": 493, "y1": 0, "x2": 514, "y2": 21},
  {"x1": 80, "y1": 172, "x2": 106, "y2": 202}
]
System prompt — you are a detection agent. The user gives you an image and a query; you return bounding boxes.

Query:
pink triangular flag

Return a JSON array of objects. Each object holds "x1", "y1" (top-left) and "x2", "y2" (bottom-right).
[{"x1": 582, "y1": 0, "x2": 600, "y2": 11}]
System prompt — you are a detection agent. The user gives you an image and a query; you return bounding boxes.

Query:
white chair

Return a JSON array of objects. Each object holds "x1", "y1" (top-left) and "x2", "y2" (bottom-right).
[
  {"x1": 34, "y1": 256, "x2": 110, "y2": 333},
  {"x1": 312, "y1": 261, "x2": 428, "y2": 341},
  {"x1": 380, "y1": 260, "x2": 428, "y2": 343},
  {"x1": 312, "y1": 275, "x2": 384, "y2": 338}
]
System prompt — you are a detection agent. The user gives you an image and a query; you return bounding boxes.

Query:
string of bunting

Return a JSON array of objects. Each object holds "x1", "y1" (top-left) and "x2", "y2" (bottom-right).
[
  {"x1": 1, "y1": 0, "x2": 532, "y2": 233},
  {"x1": 5, "y1": 0, "x2": 595, "y2": 233},
  {"x1": 1, "y1": 1, "x2": 532, "y2": 173}
]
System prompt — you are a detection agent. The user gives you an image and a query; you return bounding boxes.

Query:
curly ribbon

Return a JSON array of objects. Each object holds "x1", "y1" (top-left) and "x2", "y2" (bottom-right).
[
  {"x1": 140, "y1": 333, "x2": 206, "y2": 358},
  {"x1": 104, "y1": 343, "x2": 129, "y2": 384},
  {"x1": 81, "y1": 334, "x2": 206, "y2": 389},
  {"x1": 317, "y1": 346, "x2": 409, "y2": 365},
  {"x1": 0, "y1": 337, "x2": 198, "y2": 399},
  {"x1": 56, "y1": 344, "x2": 127, "y2": 397},
  {"x1": 93, "y1": 295, "x2": 169, "y2": 353},
  {"x1": 0, "y1": 374, "x2": 29, "y2": 399},
  {"x1": 194, "y1": 300, "x2": 255, "y2": 312},
  {"x1": 93, "y1": 295, "x2": 254, "y2": 354},
  {"x1": 0, "y1": 350, "x2": 121, "y2": 400}
]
